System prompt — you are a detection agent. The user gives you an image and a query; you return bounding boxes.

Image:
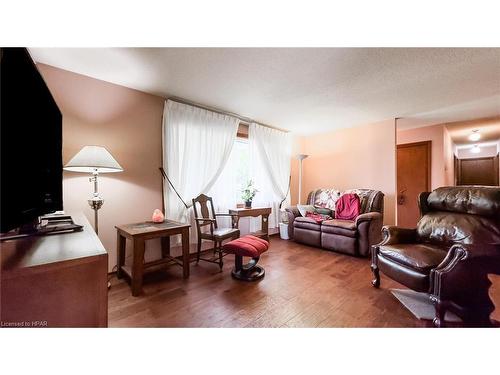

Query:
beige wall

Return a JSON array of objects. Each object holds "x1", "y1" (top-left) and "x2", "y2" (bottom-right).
[
  {"x1": 291, "y1": 120, "x2": 396, "y2": 225},
  {"x1": 38, "y1": 64, "x2": 165, "y2": 271},
  {"x1": 397, "y1": 124, "x2": 446, "y2": 190}
]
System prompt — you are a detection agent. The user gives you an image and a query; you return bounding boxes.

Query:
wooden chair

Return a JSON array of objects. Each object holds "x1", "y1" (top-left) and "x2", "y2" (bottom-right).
[{"x1": 192, "y1": 194, "x2": 240, "y2": 270}]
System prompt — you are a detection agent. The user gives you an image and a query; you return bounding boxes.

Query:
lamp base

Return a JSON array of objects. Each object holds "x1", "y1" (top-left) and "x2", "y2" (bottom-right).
[
  {"x1": 88, "y1": 197, "x2": 104, "y2": 210},
  {"x1": 88, "y1": 197, "x2": 104, "y2": 235}
]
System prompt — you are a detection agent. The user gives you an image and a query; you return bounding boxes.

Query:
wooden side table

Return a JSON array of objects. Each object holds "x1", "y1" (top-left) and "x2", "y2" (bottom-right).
[
  {"x1": 115, "y1": 220, "x2": 190, "y2": 296},
  {"x1": 228, "y1": 207, "x2": 272, "y2": 240}
]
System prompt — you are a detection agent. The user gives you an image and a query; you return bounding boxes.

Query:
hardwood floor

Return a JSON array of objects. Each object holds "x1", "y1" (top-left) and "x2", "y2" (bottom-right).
[{"x1": 108, "y1": 236, "x2": 500, "y2": 327}]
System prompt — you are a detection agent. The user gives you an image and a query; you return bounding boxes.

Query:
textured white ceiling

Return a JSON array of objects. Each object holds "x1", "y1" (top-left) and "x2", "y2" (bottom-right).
[
  {"x1": 29, "y1": 48, "x2": 500, "y2": 135},
  {"x1": 445, "y1": 117, "x2": 500, "y2": 145}
]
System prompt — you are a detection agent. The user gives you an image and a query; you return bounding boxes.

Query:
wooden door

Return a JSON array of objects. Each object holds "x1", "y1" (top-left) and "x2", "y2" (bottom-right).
[
  {"x1": 397, "y1": 141, "x2": 431, "y2": 228},
  {"x1": 457, "y1": 155, "x2": 499, "y2": 186}
]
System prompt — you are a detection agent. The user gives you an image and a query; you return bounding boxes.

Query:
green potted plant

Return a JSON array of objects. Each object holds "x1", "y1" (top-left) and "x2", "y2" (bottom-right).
[{"x1": 241, "y1": 180, "x2": 258, "y2": 208}]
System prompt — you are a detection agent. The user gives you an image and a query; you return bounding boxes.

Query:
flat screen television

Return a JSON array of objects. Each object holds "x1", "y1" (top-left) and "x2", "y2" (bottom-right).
[{"x1": 1, "y1": 47, "x2": 63, "y2": 233}]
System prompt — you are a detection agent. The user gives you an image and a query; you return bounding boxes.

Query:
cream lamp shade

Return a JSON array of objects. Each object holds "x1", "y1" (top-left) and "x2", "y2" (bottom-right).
[{"x1": 64, "y1": 145, "x2": 123, "y2": 173}]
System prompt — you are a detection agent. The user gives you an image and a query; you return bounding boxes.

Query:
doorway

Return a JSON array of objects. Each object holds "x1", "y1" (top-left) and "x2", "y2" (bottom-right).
[
  {"x1": 397, "y1": 141, "x2": 431, "y2": 228},
  {"x1": 457, "y1": 155, "x2": 499, "y2": 186}
]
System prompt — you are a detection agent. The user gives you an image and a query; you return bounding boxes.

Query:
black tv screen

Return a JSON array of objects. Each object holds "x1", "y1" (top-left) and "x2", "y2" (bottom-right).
[{"x1": 1, "y1": 48, "x2": 63, "y2": 233}]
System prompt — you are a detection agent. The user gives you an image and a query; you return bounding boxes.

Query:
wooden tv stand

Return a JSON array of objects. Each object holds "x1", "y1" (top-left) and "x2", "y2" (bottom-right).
[{"x1": 0, "y1": 212, "x2": 108, "y2": 327}]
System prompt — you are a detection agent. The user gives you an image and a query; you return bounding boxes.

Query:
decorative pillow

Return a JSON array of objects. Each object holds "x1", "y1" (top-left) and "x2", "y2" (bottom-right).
[
  {"x1": 305, "y1": 211, "x2": 332, "y2": 223},
  {"x1": 297, "y1": 204, "x2": 316, "y2": 217},
  {"x1": 313, "y1": 189, "x2": 341, "y2": 210},
  {"x1": 315, "y1": 207, "x2": 333, "y2": 216},
  {"x1": 335, "y1": 193, "x2": 361, "y2": 220}
]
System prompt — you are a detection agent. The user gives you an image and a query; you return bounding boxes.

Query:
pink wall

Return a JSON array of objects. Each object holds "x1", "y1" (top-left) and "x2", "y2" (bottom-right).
[
  {"x1": 397, "y1": 124, "x2": 446, "y2": 189},
  {"x1": 38, "y1": 64, "x2": 165, "y2": 271},
  {"x1": 291, "y1": 120, "x2": 396, "y2": 225},
  {"x1": 443, "y1": 127, "x2": 455, "y2": 186}
]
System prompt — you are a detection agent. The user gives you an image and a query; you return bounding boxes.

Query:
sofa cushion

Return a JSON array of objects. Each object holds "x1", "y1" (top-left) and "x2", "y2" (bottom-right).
[
  {"x1": 379, "y1": 243, "x2": 447, "y2": 272},
  {"x1": 293, "y1": 216, "x2": 322, "y2": 231},
  {"x1": 321, "y1": 219, "x2": 357, "y2": 238},
  {"x1": 323, "y1": 219, "x2": 357, "y2": 230}
]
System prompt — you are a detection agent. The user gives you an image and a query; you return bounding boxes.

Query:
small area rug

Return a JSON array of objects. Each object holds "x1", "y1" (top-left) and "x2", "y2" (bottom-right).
[{"x1": 391, "y1": 288, "x2": 461, "y2": 323}]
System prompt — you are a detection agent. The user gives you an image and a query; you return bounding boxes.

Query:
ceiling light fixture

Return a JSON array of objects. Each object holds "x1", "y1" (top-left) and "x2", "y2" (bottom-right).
[
  {"x1": 468, "y1": 130, "x2": 481, "y2": 141},
  {"x1": 470, "y1": 144, "x2": 481, "y2": 154}
]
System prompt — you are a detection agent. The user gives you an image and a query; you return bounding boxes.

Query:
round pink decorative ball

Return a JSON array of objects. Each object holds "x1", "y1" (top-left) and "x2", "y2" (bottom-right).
[{"x1": 152, "y1": 209, "x2": 165, "y2": 223}]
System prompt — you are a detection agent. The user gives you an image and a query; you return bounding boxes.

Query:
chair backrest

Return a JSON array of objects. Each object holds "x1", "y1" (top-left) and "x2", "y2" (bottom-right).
[
  {"x1": 192, "y1": 194, "x2": 218, "y2": 232},
  {"x1": 417, "y1": 186, "x2": 500, "y2": 245},
  {"x1": 306, "y1": 188, "x2": 384, "y2": 214}
]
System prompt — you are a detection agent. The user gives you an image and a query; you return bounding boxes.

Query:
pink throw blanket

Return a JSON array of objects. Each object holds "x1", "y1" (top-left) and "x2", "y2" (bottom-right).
[{"x1": 335, "y1": 193, "x2": 360, "y2": 220}]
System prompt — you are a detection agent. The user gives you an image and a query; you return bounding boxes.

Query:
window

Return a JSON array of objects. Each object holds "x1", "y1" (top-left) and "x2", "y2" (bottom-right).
[{"x1": 209, "y1": 137, "x2": 250, "y2": 208}]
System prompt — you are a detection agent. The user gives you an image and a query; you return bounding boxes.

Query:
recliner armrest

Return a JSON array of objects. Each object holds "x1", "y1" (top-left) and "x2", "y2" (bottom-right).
[
  {"x1": 285, "y1": 206, "x2": 301, "y2": 218},
  {"x1": 380, "y1": 225, "x2": 417, "y2": 245},
  {"x1": 355, "y1": 212, "x2": 382, "y2": 225},
  {"x1": 285, "y1": 206, "x2": 302, "y2": 240}
]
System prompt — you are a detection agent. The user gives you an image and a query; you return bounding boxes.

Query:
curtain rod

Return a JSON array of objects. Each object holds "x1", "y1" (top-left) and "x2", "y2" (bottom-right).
[{"x1": 166, "y1": 96, "x2": 290, "y2": 133}]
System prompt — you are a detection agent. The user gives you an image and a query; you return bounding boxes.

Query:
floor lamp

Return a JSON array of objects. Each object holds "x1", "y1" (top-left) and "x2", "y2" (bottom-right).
[
  {"x1": 296, "y1": 154, "x2": 309, "y2": 204},
  {"x1": 64, "y1": 145, "x2": 123, "y2": 235}
]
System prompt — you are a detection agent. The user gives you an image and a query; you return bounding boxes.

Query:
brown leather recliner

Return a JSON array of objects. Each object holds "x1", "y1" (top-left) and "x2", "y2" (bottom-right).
[{"x1": 371, "y1": 186, "x2": 500, "y2": 327}]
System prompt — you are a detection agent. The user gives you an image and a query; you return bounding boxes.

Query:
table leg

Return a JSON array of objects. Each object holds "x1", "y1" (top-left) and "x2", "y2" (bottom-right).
[
  {"x1": 262, "y1": 213, "x2": 270, "y2": 241},
  {"x1": 161, "y1": 236, "x2": 171, "y2": 258},
  {"x1": 131, "y1": 238, "x2": 145, "y2": 296},
  {"x1": 116, "y1": 233, "x2": 126, "y2": 279},
  {"x1": 181, "y1": 228, "x2": 190, "y2": 278}
]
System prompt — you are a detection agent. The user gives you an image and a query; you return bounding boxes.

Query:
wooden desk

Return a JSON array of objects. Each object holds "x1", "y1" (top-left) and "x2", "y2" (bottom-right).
[
  {"x1": 1, "y1": 213, "x2": 108, "y2": 327},
  {"x1": 115, "y1": 220, "x2": 190, "y2": 296},
  {"x1": 228, "y1": 207, "x2": 272, "y2": 240}
]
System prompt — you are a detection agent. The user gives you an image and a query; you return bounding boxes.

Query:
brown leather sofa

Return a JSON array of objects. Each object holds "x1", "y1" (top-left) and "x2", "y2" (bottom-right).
[
  {"x1": 371, "y1": 186, "x2": 500, "y2": 327},
  {"x1": 286, "y1": 189, "x2": 384, "y2": 256}
]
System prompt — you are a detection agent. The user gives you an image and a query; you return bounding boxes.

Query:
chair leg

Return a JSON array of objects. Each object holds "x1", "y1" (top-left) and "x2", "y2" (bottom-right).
[
  {"x1": 371, "y1": 265, "x2": 380, "y2": 288},
  {"x1": 218, "y1": 241, "x2": 224, "y2": 271},
  {"x1": 432, "y1": 298, "x2": 447, "y2": 328},
  {"x1": 371, "y1": 246, "x2": 381, "y2": 288},
  {"x1": 196, "y1": 238, "x2": 202, "y2": 264}
]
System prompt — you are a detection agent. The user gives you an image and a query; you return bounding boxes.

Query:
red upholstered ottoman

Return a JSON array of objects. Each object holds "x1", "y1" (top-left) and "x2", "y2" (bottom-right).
[{"x1": 222, "y1": 235, "x2": 269, "y2": 281}]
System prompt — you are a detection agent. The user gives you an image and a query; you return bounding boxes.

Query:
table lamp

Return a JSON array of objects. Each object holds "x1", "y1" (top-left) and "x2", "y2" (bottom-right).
[{"x1": 64, "y1": 145, "x2": 123, "y2": 234}]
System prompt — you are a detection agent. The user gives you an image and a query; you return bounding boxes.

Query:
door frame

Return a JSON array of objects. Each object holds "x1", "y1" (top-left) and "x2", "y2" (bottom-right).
[{"x1": 396, "y1": 140, "x2": 432, "y2": 226}]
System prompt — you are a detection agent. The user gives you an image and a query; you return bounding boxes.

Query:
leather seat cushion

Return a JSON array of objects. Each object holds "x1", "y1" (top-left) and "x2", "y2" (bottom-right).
[
  {"x1": 222, "y1": 235, "x2": 269, "y2": 257},
  {"x1": 323, "y1": 219, "x2": 357, "y2": 230},
  {"x1": 321, "y1": 219, "x2": 357, "y2": 237},
  {"x1": 379, "y1": 243, "x2": 447, "y2": 272},
  {"x1": 294, "y1": 216, "x2": 322, "y2": 231}
]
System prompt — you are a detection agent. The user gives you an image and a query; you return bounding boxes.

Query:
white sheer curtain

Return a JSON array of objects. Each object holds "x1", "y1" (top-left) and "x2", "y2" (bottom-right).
[
  {"x1": 162, "y1": 100, "x2": 239, "y2": 241},
  {"x1": 249, "y1": 123, "x2": 292, "y2": 231},
  {"x1": 208, "y1": 139, "x2": 249, "y2": 230}
]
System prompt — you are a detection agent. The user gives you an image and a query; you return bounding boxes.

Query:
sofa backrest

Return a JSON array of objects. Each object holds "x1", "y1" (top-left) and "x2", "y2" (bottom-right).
[
  {"x1": 417, "y1": 186, "x2": 500, "y2": 245},
  {"x1": 306, "y1": 188, "x2": 384, "y2": 214}
]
